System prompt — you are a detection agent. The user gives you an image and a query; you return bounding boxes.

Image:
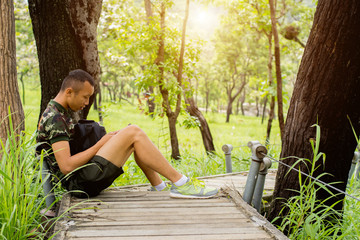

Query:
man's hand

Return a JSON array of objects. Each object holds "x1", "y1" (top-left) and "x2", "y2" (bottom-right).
[
  {"x1": 96, "y1": 132, "x2": 116, "y2": 148},
  {"x1": 52, "y1": 132, "x2": 117, "y2": 175},
  {"x1": 108, "y1": 130, "x2": 120, "y2": 135}
]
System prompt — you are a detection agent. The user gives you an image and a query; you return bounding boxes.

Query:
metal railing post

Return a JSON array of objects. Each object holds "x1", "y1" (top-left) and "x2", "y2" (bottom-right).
[
  {"x1": 222, "y1": 144, "x2": 233, "y2": 173},
  {"x1": 348, "y1": 152, "x2": 360, "y2": 181},
  {"x1": 355, "y1": 161, "x2": 360, "y2": 181},
  {"x1": 243, "y1": 141, "x2": 267, "y2": 205},
  {"x1": 252, "y1": 157, "x2": 272, "y2": 212},
  {"x1": 42, "y1": 160, "x2": 56, "y2": 208}
]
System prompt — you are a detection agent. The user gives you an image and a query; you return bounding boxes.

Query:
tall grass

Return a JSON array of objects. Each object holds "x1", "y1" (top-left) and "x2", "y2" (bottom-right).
[
  {"x1": 273, "y1": 125, "x2": 360, "y2": 239},
  {"x1": 342, "y1": 177, "x2": 360, "y2": 239},
  {"x1": 0, "y1": 116, "x2": 51, "y2": 239}
]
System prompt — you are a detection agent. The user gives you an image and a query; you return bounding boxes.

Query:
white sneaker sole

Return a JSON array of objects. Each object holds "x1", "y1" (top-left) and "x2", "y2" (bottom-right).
[{"x1": 169, "y1": 192, "x2": 217, "y2": 199}]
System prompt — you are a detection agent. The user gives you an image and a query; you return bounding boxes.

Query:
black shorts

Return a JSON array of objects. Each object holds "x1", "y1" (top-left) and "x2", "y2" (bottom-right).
[{"x1": 64, "y1": 155, "x2": 124, "y2": 198}]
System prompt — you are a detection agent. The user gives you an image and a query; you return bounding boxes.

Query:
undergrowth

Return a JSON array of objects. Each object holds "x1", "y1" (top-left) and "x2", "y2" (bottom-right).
[{"x1": 273, "y1": 125, "x2": 360, "y2": 239}]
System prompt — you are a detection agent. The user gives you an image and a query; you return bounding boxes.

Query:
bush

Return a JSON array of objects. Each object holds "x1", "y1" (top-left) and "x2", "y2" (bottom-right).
[{"x1": 0, "y1": 117, "x2": 51, "y2": 239}]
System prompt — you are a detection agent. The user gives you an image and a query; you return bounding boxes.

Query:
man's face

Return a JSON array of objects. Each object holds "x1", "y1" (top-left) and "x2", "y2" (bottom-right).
[{"x1": 67, "y1": 81, "x2": 94, "y2": 111}]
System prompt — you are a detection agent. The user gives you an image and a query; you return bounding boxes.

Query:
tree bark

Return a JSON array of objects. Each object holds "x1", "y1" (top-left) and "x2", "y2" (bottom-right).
[
  {"x1": 261, "y1": 96, "x2": 267, "y2": 124},
  {"x1": 269, "y1": 0, "x2": 360, "y2": 221},
  {"x1": 155, "y1": 0, "x2": 190, "y2": 159},
  {"x1": 185, "y1": 96, "x2": 215, "y2": 153},
  {"x1": 269, "y1": 0, "x2": 285, "y2": 140},
  {"x1": 28, "y1": 0, "x2": 102, "y2": 121},
  {"x1": 225, "y1": 77, "x2": 246, "y2": 123},
  {"x1": 235, "y1": 94, "x2": 240, "y2": 115},
  {"x1": 265, "y1": 32, "x2": 276, "y2": 144},
  {"x1": 240, "y1": 89, "x2": 246, "y2": 116},
  {"x1": 144, "y1": 0, "x2": 156, "y2": 116},
  {"x1": 0, "y1": 0, "x2": 25, "y2": 142},
  {"x1": 205, "y1": 89, "x2": 209, "y2": 113},
  {"x1": 156, "y1": 3, "x2": 182, "y2": 159}
]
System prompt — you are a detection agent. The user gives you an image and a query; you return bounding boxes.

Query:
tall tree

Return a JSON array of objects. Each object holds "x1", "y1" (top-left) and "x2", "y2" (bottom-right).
[
  {"x1": 269, "y1": 0, "x2": 360, "y2": 221},
  {"x1": 158, "y1": 0, "x2": 190, "y2": 159},
  {"x1": 144, "y1": 0, "x2": 156, "y2": 116},
  {"x1": 28, "y1": 0, "x2": 102, "y2": 121},
  {"x1": 269, "y1": 0, "x2": 285, "y2": 140},
  {"x1": 0, "y1": 0, "x2": 24, "y2": 142},
  {"x1": 184, "y1": 87, "x2": 216, "y2": 153},
  {"x1": 265, "y1": 31, "x2": 276, "y2": 144}
]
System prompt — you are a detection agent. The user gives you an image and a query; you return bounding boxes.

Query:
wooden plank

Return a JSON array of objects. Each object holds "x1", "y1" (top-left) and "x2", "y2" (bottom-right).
[
  {"x1": 75, "y1": 198, "x2": 231, "y2": 205},
  {"x1": 55, "y1": 172, "x2": 280, "y2": 240},
  {"x1": 74, "y1": 218, "x2": 252, "y2": 227},
  {"x1": 69, "y1": 233, "x2": 273, "y2": 240},
  {"x1": 71, "y1": 206, "x2": 241, "y2": 214},
  {"x1": 224, "y1": 187, "x2": 288, "y2": 240},
  {"x1": 73, "y1": 201, "x2": 235, "y2": 209},
  {"x1": 53, "y1": 193, "x2": 72, "y2": 240},
  {"x1": 70, "y1": 213, "x2": 247, "y2": 222},
  {"x1": 72, "y1": 222, "x2": 257, "y2": 230},
  {"x1": 72, "y1": 196, "x2": 174, "y2": 202},
  {"x1": 66, "y1": 227, "x2": 265, "y2": 238}
]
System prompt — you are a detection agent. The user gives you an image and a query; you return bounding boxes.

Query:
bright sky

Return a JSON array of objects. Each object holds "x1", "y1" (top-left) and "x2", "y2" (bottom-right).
[{"x1": 187, "y1": 3, "x2": 221, "y2": 39}]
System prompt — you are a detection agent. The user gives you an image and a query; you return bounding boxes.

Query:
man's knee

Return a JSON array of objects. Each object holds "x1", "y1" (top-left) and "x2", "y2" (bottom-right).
[{"x1": 126, "y1": 124, "x2": 145, "y2": 138}]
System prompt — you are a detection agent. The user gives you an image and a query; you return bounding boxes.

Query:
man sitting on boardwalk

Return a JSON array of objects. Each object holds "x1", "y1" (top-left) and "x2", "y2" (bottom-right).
[{"x1": 36, "y1": 69, "x2": 218, "y2": 199}]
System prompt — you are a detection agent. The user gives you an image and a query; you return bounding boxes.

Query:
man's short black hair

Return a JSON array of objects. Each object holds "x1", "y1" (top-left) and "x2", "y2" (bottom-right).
[{"x1": 61, "y1": 69, "x2": 95, "y2": 92}]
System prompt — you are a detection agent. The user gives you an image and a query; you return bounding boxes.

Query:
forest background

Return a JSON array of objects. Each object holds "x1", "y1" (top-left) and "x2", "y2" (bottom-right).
[
  {"x1": 15, "y1": 0, "x2": 310, "y2": 182},
  {"x1": 16, "y1": 0, "x2": 313, "y2": 155}
]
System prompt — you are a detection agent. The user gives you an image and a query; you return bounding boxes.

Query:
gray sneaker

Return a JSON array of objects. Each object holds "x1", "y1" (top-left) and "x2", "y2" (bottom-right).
[
  {"x1": 170, "y1": 178, "x2": 218, "y2": 199},
  {"x1": 148, "y1": 183, "x2": 171, "y2": 191}
]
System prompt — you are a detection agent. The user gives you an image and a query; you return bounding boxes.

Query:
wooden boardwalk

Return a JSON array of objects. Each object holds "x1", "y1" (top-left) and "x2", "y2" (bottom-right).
[{"x1": 53, "y1": 171, "x2": 288, "y2": 240}]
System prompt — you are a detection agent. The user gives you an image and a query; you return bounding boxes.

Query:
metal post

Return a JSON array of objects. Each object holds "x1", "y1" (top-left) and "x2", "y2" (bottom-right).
[
  {"x1": 355, "y1": 162, "x2": 360, "y2": 180},
  {"x1": 243, "y1": 141, "x2": 267, "y2": 205},
  {"x1": 42, "y1": 160, "x2": 56, "y2": 208},
  {"x1": 222, "y1": 144, "x2": 233, "y2": 173},
  {"x1": 354, "y1": 153, "x2": 360, "y2": 180},
  {"x1": 348, "y1": 152, "x2": 360, "y2": 180},
  {"x1": 252, "y1": 157, "x2": 272, "y2": 212}
]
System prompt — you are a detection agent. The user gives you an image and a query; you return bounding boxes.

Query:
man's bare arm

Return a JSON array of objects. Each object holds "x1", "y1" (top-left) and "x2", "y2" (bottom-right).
[{"x1": 52, "y1": 133, "x2": 114, "y2": 175}]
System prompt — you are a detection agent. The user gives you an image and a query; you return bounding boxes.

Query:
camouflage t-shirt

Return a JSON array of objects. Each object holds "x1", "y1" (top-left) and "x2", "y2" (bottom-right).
[{"x1": 36, "y1": 100, "x2": 75, "y2": 180}]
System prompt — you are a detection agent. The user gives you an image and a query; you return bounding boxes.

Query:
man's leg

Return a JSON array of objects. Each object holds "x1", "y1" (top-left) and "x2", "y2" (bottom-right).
[{"x1": 95, "y1": 125, "x2": 183, "y2": 185}]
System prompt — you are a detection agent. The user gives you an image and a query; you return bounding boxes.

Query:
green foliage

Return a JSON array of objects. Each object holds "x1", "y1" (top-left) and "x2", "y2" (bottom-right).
[
  {"x1": 342, "y1": 178, "x2": 360, "y2": 239},
  {"x1": 99, "y1": 0, "x2": 204, "y2": 119},
  {"x1": 272, "y1": 125, "x2": 351, "y2": 239},
  {"x1": 14, "y1": 0, "x2": 39, "y2": 106},
  {"x1": 0, "y1": 116, "x2": 50, "y2": 239},
  {"x1": 98, "y1": 0, "x2": 143, "y2": 103}
]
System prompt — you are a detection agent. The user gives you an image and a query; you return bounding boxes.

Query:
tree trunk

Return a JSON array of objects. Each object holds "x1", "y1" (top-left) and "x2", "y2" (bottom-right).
[
  {"x1": 0, "y1": 0, "x2": 25, "y2": 142},
  {"x1": 225, "y1": 95, "x2": 233, "y2": 123},
  {"x1": 156, "y1": 0, "x2": 190, "y2": 159},
  {"x1": 269, "y1": 0, "x2": 285, "y2": 140},
  {"x1": 269, "y1": 0, "x2": 360, "y2": 221},
  {"x1": 156, "y1": 3, "x2": 181, "y2": 159},
  {"x1": 261, "y1": 96, "x2": 268, "y2": 124},
  {"x1": 240, "y1": 89, "x2": 246, "y2": 116},
  {"x1": 167, "y1": 113, "x2": 180, "y2": 159},
  {"x1": 185, "y1": 97, "x2": 215, "y2": 153},
  {"x1": 144, "y1": 0, "x2": 156, "y2": 117},
  {"x1": 266, "y1": 31, "x2": 275, "y2": 143},
  {"x1": 235, "y1": 95, "x2": 240, "y2": 115},
  {"x1": 205, "y1": 89, "x2": 209, "y2": 113},
  {"x1": 147, "y1": 86, "x2": 156, "y2": 117},
  {"x1": 28, "y1": 0, "x2": 102, "y2": 121},
  {"x1": 225, "y1": 79, "x2": 246, "y2": 123},
  {"x1": 96, "y1": 91, "x2": 104, "y2": 125}
]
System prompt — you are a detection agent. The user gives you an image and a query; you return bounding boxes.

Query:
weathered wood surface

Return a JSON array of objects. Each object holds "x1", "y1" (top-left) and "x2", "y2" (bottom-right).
[
  {"x1": 54, "y1": 171, "x2": 287, "y2": 240},
  {"x1": 107, "y1": 170, "x2": 277, "y2": 197}
]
